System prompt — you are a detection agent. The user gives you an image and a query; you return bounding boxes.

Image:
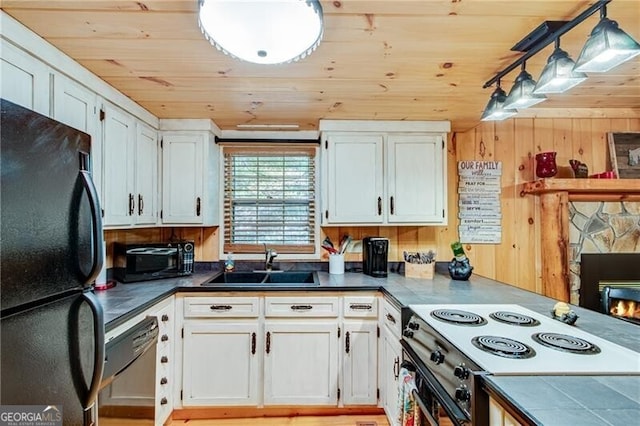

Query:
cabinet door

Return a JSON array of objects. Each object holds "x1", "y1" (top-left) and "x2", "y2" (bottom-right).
[
  {"x1": 134, "y1": 122, "x2": 158, "y2": 225},
  {"x1": 381, "y1": 327, "x2": 402, "y2": 426},
  {"x1": 325, "y1": 133, "x2": 384, "y2": 224},
  {"x1": 162, "y1": 133, "x2": 204, "y2": 224},
  {"x1": 387, "y1": 134, "x2": 445, "y2": 223},
  {"x1": 182, "y1": 322, "x2": 260, "y2": 406},
  {"x1": 0, "y1": 40, "x2": 50, "y2": 115},
  {"x1": 342, "y1": 321, "x2": 378, "y2": 405},
  {"x1": 264, "y1": 321, "x2": 338, "y2": 405},
  {"x1": 102, "y1": 103, "x2": 135, "y2": 227},
  {"x1": 52, "y1": 74, "x2": 101, "y2": 203}
]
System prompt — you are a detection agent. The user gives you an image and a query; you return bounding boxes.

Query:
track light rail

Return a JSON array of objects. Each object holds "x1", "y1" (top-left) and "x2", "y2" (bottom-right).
[{"x1": 482, "y1": 0, "x2": 611, "y2": 89}]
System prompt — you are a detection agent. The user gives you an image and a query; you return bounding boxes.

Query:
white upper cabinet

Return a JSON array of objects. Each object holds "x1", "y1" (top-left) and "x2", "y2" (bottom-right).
[
  {"x1": 102, "y1": 101, "x2": 159, "y2": 228},
  {"x1": 52, "y1": 74, "x2": 101, "y2": 203},
  {"x1": 386, "y1": 134, "x2": 445, "y2": 223},
  {"x1": 320, "y1": 120, "x2": 450, "y2": 226},
  {"x1": 102, "y1": 102, "x2": 136, "y2": 227},
  {"x1": 325, "y1": 133, "x2": 385, "y2": 224},
  {"x1": 134, "y1": 122, "x2": 159, "y2": 225},
  {"x1": 160, "y1": 120, "x2": 220, "y2": 226},
  {"x1": 0, "y1": 39, "x2": 50, "y2": 115}
]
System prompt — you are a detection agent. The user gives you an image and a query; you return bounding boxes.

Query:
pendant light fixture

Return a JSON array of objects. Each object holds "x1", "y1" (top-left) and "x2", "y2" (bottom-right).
[
  {"x1": 573, "y1": 5, "x2": 640, "y2": 72},
  {"x1": 481, "y1": 80, "x2": 517, "y2": 121},
  {"x1": 198, "y1": 0, "x2": 324, "y2": 65},
  {"x1": 532, "y1": 38, "x2": 587, "y2": 94},
  {"x1": 503, "y1": 63, "x2": 547, "y2": 109}
]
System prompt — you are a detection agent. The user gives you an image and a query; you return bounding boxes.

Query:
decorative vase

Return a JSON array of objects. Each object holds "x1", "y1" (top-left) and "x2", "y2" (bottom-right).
[{"x1": 535, "y1": 151, "x2": 558, "y2": 178}]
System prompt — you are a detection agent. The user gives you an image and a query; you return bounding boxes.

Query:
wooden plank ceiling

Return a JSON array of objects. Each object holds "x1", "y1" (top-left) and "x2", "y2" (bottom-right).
[{"x1": 2, "y1": 0, "x2": 639, "y2": 131}]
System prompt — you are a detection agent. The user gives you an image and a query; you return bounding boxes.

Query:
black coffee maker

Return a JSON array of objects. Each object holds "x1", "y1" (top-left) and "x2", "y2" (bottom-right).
[{"x1": 362, "y1": 237, "x2": 389, "y2": 278}]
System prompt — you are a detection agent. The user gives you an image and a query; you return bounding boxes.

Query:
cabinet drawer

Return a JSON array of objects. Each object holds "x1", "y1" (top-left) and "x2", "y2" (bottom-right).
[
  {"x1": 343, "y1": 295, "x2": 378, "y2": 318},
  {"x1": 184, "y1": 297, "x2": 260, "y2": 318},
  {"x1": 265, "y1": 297, "x2": 339, "y2": 317},
  {"x1": 381, "y1": 298, "x2": 402, "y2": 338}
]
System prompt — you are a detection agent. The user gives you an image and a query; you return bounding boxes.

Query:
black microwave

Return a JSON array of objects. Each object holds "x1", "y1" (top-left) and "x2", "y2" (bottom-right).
[{"x1": 113, "y1": 242, "x2": 194, "y2": 283}]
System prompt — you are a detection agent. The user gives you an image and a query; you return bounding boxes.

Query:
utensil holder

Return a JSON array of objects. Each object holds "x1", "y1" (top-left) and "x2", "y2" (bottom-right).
[
  {"x1": 404, "y1": 262, "x2": 434, "y2": 279},
  {"x1": 329, "y1": 254, "x2": 345, "y2": 275}
]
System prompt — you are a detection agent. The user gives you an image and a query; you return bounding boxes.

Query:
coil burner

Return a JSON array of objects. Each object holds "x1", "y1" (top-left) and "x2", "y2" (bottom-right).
[
  {"x1": 531, "y1": 332, "x2": 601, "y2": 355},
  {"x1": 471, "y1": 335, "x2": 536, "y2": 359},
  {"x1": 489, "y1": 311, "x2": 541, "y2": 327},
  {"x1": 430, "y1": 309, "x2": 487, "y2": 326}
]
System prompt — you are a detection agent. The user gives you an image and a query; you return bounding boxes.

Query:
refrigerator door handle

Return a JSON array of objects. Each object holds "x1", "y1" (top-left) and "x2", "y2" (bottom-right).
[
  {"x1": 79, "y1": 169, "x2": 104, "y2": 284},
  {"x1": 81, "y1": 290, "x2": 105, "y2": 412}
]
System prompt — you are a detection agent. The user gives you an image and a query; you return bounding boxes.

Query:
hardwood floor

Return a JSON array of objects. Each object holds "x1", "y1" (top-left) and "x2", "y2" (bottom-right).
[{"x1": 169, "y1": 415, "x2": 390, "y2": 426}]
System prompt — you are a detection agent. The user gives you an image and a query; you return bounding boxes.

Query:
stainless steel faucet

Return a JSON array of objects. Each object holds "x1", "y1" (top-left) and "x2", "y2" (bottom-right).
[{"x1": 264, "y1": 243, "x2": 278, "y2": 271}]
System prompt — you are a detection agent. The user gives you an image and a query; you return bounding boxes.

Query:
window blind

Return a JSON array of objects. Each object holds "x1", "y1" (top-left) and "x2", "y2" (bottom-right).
[{"x1": 223, "y1": 146, "x2": 316, "y2": 254}]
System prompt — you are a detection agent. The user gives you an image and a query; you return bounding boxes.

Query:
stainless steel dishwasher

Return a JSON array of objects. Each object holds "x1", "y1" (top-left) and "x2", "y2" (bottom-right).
[{"x1": 98, "y1": 316, "x2": 159, "y2": 424}]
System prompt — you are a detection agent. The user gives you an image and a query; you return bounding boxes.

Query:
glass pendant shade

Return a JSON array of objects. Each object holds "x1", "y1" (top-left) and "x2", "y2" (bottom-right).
[
  {"x1": 533, "y1": 46, "x2": 587, "y2": 94},
  {"x1": 481, "y1": 86, "x2": 517, "y2": 121},
  {"x1": 503, "y1": 69, "x2": 547, "y2": 109},
  {"x1": 573, "y1": 17, "x2": 640, "y2": 72},
  {"x1": 198, "y1": 0, "x2": 324, "y2": 65}
]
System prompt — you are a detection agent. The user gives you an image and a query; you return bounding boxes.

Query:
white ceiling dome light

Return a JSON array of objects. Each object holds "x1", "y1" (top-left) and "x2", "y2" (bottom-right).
[{"x1": 198, "y1": 0, "x2": 324, "y2": 65}]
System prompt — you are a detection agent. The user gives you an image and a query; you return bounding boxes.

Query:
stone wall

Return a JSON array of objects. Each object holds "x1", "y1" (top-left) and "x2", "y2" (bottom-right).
[{"x1": 568, "y1": 201, "x2": 640, "y2": 304}]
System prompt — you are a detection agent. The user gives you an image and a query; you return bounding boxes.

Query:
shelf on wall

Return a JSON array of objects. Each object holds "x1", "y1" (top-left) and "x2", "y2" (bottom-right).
[{"x1": 522, "y1": 178, "x2": 640, "y2": 202}]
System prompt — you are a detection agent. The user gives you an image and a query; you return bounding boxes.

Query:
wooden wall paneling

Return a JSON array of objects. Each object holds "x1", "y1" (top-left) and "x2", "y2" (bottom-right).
[
  {"x1": 465, "y1": 123, "x2": 497, "y2": 279},
  {"x1": 533, "y1": 118, "x2": 554, "y2": 155},
  {"x1": 552, "y1": 118, "x2": 574, "y2": 175},
  {"x1": 397, "y1": 227, "x2": 419, "y2": 260},
  {"x1": 494, "y1": 120, "x2": 517, "y2": 286},
  {"x1": 513, "y1": 119, "x2": 538, "y2": 292},
  {"x1": 200, "y1": 227, "x2": 219, "y2": 261},
  {"x1": 435, "y1": 132, "x2": 460, "y2": 261},
  {"x1": 572, "y1": 119, "x2": 596, "y2": 175},
  {"x1": 417, "y1": 227, "x2": 437, "y2": 255},
  {"x1": 590, "y1": 120, "x2": 612, "y2": 174},
  {"x1": 377, "y1": 227, "x2": 398, "y2": 262}
]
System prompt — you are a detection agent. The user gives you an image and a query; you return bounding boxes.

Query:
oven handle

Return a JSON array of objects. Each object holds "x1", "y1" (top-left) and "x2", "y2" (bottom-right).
[{"x1": 411, "y1": 388, "x2": 438, "y2": 426}]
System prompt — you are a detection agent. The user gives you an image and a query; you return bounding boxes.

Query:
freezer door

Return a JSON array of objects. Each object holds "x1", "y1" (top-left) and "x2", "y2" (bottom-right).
[
  {"x1": 0, "y1": 291, "x2": 104, "y2": 426},
  {"x1": 0, "y1": 99, "x2": 104, "y2": 313}
]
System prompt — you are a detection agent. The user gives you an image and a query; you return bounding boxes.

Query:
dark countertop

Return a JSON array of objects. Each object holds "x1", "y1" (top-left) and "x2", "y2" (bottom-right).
[{"x1": 93, "y1": 267, "x2": 640, "y2": 425}]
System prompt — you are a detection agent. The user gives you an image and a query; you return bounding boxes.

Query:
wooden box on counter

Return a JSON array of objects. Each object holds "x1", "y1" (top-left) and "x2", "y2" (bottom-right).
[{"x1": 404, "y1": 262, "x2": 435, "y2": 279}]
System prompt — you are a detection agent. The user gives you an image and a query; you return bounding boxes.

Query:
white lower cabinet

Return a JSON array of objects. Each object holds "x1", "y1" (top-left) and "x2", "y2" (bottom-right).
[
  {"x1": 342, "y1": 321, "x2": 378, "y2": 405},
  {"x1": 380, "y1": 298, "x2": 402, "y2": 426},
  {"x1": 263, "y1": 321, "x2": 338, "y2": 405},
  {"x1": 179, "y1": 294, "x2": 382, "y2": 409},
  {"x1": 342, "y1": 295, "x2": 379, "y2": 406},
  {"x1": 182, "y1": 322, "x2": 260, "y2": 406}
]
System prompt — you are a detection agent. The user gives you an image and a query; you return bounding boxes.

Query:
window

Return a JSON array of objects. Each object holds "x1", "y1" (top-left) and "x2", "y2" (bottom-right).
[{"x1": 223, "y1": 145, "x2": 317, "y2": 254}]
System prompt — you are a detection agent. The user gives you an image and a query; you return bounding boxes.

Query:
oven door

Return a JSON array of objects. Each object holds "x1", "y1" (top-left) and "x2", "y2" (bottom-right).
[{"x1": 401, "y1": 341, "x2": 472, "y2": 426}]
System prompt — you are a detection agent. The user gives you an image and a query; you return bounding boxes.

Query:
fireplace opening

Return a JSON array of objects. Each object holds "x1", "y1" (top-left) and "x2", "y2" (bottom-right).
[
  {"x1": 601, "y1": 286, "x2": 640, "y2": 325},
  {"x1": 579, "y1": 254, "x2": 640, "y2": 315}
]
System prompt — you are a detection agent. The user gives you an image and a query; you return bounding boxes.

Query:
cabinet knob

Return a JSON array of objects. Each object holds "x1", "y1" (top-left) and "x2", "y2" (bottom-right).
[
  {"x1": 393, "y1": 356, "x2": 400, "y2": 379},
  {"x1": 161, "y1": 356, "x2": 168, "y2": 363},
  {"x1": 386, "y1": 313, "x2": 396, "y2": 324},
  {"x1": 160, "y1": 397, "x2": 168, "y2": 405},
  {"x1": 138, "y1": 194, "x2": 144, "y2": 215},
  {"x1": 161, "y1": 314, "x2": 169, "y2": 322},
  {"x1": 345, "y1": 331, "x2": 350, "y2": 354},
  {"x1": 377, "y1": 197, "x2": 382, "y2": 215},
  {"x1": 160, "y1": 377, "x2": 168, "y2": 385},
  {"x1": 196, "y1": 197, "x2": 201, "y2": 216},
  {"x1": 251, "y1": 332, "x2": 256, "y2": 355},
  {"x1": 266, "y1": 331, "x2": 271, "y2": 354},
  {"x1": 128, "y1": 193, "x2": 135, "y2": 216},
  {"x1": 161, "y1": 334, "x2": 169, "y2": 342}
]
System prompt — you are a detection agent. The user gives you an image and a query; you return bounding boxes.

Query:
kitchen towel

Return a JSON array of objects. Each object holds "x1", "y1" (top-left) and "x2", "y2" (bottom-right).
[{"x1": 397, "y1": 367, "x2": 424, "y2": 426}]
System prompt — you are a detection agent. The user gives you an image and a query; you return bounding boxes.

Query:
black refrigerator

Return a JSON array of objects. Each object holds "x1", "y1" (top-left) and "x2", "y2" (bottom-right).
[{"x1": 0, "y1": 99, "x2": 105, "y2": 425}]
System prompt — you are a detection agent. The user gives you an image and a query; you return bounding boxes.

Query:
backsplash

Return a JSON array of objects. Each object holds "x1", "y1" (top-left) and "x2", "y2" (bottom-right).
[{"x1": 568, "y1": 201, "x2": 640, "y2": 304}]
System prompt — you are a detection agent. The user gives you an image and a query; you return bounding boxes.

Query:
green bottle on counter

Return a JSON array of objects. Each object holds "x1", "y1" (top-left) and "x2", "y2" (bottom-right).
[{"x1": 451, "y1": 241, "x2": 467, "y2": 261}]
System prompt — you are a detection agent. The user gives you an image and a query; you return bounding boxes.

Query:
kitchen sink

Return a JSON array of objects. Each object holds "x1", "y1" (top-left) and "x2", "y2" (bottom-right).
[{"x1": 204, "y1": 271, "x2": 319, "y2": 286}]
